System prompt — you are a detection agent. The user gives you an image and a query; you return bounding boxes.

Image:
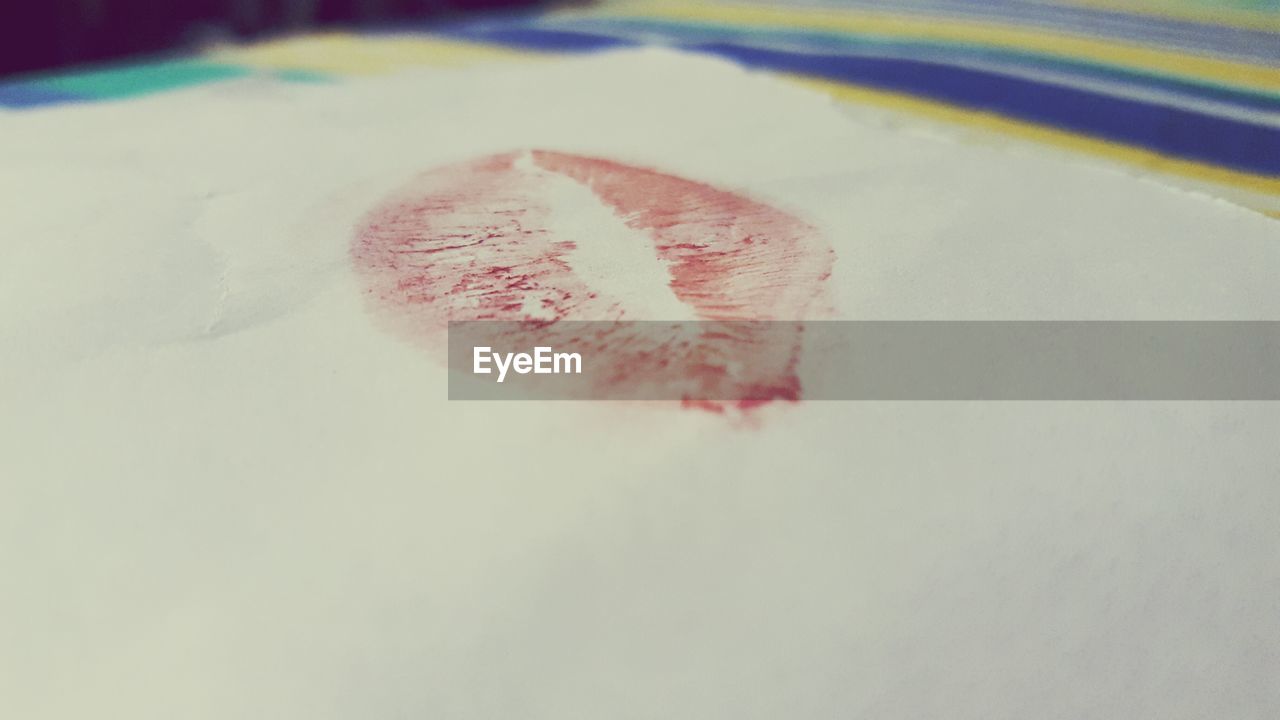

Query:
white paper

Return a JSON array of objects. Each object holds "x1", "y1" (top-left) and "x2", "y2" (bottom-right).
[{"x1": 3, "y1": 50, "x2": 1279, "y2": 718}]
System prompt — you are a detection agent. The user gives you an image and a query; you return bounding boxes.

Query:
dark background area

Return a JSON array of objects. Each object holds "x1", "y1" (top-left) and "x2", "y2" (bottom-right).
[{"x1": 0, "y1": 0, "x2": 545, "y2": 77}]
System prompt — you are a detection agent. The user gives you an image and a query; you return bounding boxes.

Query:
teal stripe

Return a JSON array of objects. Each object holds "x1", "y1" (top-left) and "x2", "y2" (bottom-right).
[
  {"x1": 40, "y1": 60, "x2": 250, "y2": 99},
  {"x1": 2, "y1": 60, "x2": 333, "y2": 108}
]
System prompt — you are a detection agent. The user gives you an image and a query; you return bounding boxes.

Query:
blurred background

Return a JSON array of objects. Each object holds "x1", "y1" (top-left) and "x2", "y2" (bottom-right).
[
  {"x1": 0, "y1": 0, "x2": 550, "y2": 76},
  {"x1": 1, "y1": 0, "x2": 1275, "y2": 217}
]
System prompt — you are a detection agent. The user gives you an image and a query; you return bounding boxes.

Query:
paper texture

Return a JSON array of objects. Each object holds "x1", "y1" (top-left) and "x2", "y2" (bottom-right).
[{"x1": 3, "y1": 50, "x2": 1279, "y2": 718}]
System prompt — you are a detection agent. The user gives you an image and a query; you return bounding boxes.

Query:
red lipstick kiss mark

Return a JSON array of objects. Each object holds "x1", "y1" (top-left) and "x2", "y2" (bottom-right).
[{"x1": 353, "y1": 150, "x2": 833, "y2": 411}]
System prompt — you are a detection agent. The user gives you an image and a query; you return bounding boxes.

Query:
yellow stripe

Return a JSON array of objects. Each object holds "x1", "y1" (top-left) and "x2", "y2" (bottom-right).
[
  {"x1": 1065, "y1": 0, "x2": 1280, "y2": 33},
  {"x1": 212, "y1": 33, "x2": 540, "y2": 74},
  {"x1": 609, "y1": 1, "x2": 1280, "y2": 94},
  {"x1": 792, "y1": 75, "x2": 1280, "y2": 199}
]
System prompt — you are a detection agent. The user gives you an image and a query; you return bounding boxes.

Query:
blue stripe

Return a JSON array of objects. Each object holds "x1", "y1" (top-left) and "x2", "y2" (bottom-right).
[
  {"x1": 701, "y1": 41, "x2": 1280, "y2": 176},
  {"x1": 785, "y1": 0, "x2": 1280, "y2": 66},
  {"x1": 436, "y1": 26, "x2": 638, "y2": 52},
  {"x1": 0, "y1": 83, "x2": 87, "y2": 109},
  {"x1": 539, "y1": 17, "x2": 1280, "y2": 114},
  {"x1": 440, "y1": 25, "x2": 1280, "y2": 177}
]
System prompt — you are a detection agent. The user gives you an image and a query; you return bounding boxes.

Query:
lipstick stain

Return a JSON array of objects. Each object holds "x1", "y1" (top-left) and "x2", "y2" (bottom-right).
[{"x1": 353, "y1": 150, "x2": 833, "y2": 412}]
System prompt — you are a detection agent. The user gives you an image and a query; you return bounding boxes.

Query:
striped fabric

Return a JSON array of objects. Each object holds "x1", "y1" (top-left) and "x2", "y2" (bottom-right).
[{"x1": 3, "y1": 0, "x2": 1278, "y2": 216}]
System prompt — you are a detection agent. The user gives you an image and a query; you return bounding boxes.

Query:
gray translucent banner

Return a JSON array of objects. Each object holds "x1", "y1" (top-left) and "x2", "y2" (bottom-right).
[{"x1": 447, "y1": 321, "x2": 1280, "y2": 401}]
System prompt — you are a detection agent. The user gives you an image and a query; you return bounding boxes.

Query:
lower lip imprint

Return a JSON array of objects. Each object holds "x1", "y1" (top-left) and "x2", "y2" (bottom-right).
[{"x1": 352, "y1": 149, "x2": 834, "y2": 412}]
